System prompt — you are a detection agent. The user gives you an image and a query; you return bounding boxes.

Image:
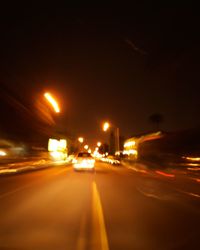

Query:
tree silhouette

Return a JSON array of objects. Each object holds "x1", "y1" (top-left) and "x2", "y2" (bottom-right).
[{"x1": 149, "y1": 113, "x2": 164, "y2": 131}]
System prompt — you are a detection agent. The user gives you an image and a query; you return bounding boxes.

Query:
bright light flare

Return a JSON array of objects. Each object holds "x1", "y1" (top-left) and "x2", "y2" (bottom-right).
[
  {"x1": 97, "y1": 142, "x2": 101, "y2": 147},
  {"x1": 124, "y1": 140, "x2": 136, "y2": 148},
  {"x1": 103, "y1": 122, "x2": 110, "y2": 132},
  {"x1": 185, "y1": 156, "x2": 200, "y2": 162},
  {"x1": 48, "y1": 138, "x2": 67, "y2": 152},
  {"x1": 74, "y1": 159, "x2": 95, "y2": 169},
  {"x1": 123, "y1": 149, "x2": 138, "y2": 156},
  {"x1": 0, "y1": 150, "x2": 6, "y2": 156},
  {"x1": 78, "y1": 137, "x2": 84, "y2": 143},
  {"x1": 44, "y1": 92, "x2": 60, "y2": 113},
  {"x1": 84, "y1": 145, "x2": 89, "y2": 150},
  {"x1": 50, "y1": 151, "x2": 67, "y2": 161}
]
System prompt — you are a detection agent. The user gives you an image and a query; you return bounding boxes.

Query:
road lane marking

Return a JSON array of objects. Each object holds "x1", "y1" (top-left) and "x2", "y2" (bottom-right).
[
  {"x1": 76, "y1": 212, "x2": 87, "y2": 250},
  {"x1": 92, "y1": 181, "x2": 109, "y2": 250},
  {"x1": 136, "y1": 187, "x2": 164, "y2": 200},
  {"x1": 174, "y1": 188, "x2": 200, "y2": 199}
]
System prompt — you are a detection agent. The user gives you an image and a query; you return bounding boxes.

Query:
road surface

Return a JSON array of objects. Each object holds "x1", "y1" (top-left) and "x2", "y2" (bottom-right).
[{"x1": 0, "y1": 162, "x2": 200, "y2": 250}]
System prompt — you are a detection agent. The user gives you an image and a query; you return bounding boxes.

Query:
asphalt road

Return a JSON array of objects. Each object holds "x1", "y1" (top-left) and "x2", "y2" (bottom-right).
[{"x1": 0, "y1": 162, "x2": 200, "y2": 250}]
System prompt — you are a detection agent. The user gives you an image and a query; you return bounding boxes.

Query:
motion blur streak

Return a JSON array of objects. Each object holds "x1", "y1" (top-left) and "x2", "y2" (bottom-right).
[
  {"x1": 0, "y1": 169, "x2": 17, "y2": 174},
  {"x1": 155, "y1": 170, "x2": 175, "y2": 178},
  {"x1": 187, "y1": 167, "x2": 200, "y2": 171},
  {"x1": 185, "y1": 157, "x2": 200, "y2": 162},
  {"x1": 92, "y1": 181, "x2": 109, "y2": 250},
  {"x1": 44, "y1": 92, "x2": 60, "y2": 113},
  {"x1": 0, "y1": 150, "x2": 7, "y2": 156},
  {"x1": 176, "y1": 190, "x2": 200, "y2": 199},
  {"x1": 187, "y1": 163, "x2": 200, "y2": 167}
]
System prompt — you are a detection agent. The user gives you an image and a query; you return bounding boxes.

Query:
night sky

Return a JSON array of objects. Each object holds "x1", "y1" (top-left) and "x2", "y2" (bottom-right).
[{"x1": 0, "y1": 3, "x2": 200, "y2": 146}]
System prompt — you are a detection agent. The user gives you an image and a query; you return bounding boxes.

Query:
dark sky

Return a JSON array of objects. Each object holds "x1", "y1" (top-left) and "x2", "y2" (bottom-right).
[{"x1": 0, "y1": 3, "x2": 200, "y2": 146}]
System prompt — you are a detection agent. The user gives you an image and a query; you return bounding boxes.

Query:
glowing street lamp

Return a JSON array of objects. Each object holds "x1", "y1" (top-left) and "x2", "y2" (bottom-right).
[
  {"x1": 102, "y1": 121, "x2": 120, "y2": 154},
  {"x1": 103, "y1": 122, "x2": 110, "y2": 132},
  {"x1": 84, "y1": 145, "x2": 89, "y2": 150},
  {"x1": 44, "y1": 92, "x2": 60, "y2": 113},
  {"x1": 97, "y1": 142, "x2": 101, "y2": 147},
  {"x1": 78, "y1": 137, "x2": 84, "y2": 143}
]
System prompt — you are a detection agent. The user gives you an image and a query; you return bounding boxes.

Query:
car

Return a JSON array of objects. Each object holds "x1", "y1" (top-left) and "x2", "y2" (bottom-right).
[{"x1": 73, "y1": 152, "x2": 95, "y2": 171}]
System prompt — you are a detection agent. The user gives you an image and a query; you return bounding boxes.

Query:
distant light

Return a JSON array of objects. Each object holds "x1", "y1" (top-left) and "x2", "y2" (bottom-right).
[
  {"x1": 88, "y1": 149, "x2": 92, "y2": 154},
  {"x1": 123, "y1": 149, "x2": 137, "y2": 156},
  {"x1": 50, "y1": 151, "x2": 66, "y2": 161},
  {"x1": 97, "y1": 142, "x2": 101, "y2": 147},
  {"x1": 185, "y1": 156, "x2": 200, "y2": 162},
  {"x1": 84, "y1": 145, "x2": 89, "y2": 150},
  {"x1": 78, "y1": 137, "x2": 84, "y2": 143},
  {"x1": 103, "y1": 122, "x2": 110, "y2": 132},
  {"x1": 93, "y1": 151, "x2": 102, "y2": 158},
  {"x1": 48, "y1": 138, "x2": 67, "y2": 152},
  {"x1": 48, "y1": 139, "x2": 59, "y2": 152},
  {"x1": 44, "y1": 92, "x2": 60, "y2": 113},
  {"x1": 0, "y1": 150, "x2": 6, "y2": 156},
  {"x1": 59, "y1": 139, "x2": 67, "y2": 150},
  {"x1": 124, "y1": 140, "x2": 136, "y2": 148},
  {"x1": 95, "y1": 147, "x2": 99, "y2": 151}
]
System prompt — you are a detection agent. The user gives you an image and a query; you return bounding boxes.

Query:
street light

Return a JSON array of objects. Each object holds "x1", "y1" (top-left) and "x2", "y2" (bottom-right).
[
  {"x1": 44, "y1": 92, "x2": 60, "y2": 113},
  {"x1": 84, "y1": 145, "x2": 89, "y2": 150},
  {"x1": 103, "y1": 122, "x2": 110, "y2": 132},
  {"x1": 102, "y1": 121, "x2": 120, "y2": 154},
  {"x1": 78, "y1": 137, "x2": 84, "y2": 143},
  {"x1": 97, "y1": 142, "x2": 101, "y2": 147}
]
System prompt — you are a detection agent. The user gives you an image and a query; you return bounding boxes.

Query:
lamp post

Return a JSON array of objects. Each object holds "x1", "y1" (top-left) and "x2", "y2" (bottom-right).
[{"x1": 102, "y1": 121, "x2": 120, "y2": 155}]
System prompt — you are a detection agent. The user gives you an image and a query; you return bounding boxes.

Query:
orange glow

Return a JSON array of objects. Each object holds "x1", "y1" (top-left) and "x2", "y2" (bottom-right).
[
  {"x1": 187, "y1": 166, "x2": 200, "y2": 170},
  {"x1": 185, "y1": 156, "x2": 200, "y2": 162},
  {"x1": 103, "y1": 122, "x2": 110, "y2": 132},
  {"x1": 84, "y1": 145, "x2": 89, "y2": 150},
  {"x1": 48, "y1": 138, "x2": 67, "y2": 152},
  {"x1": 78, "y1": 137, "x2": 84, "y2": 143},
  {"x1": 124, "y1": 141, "x2": 136, "y2": 148},
  {"x1": 97, "y1": 142, "x2": 101, "y2": 147},
  {"x1": 0, "y1": 150, "x2": 6, "y2": 156},
  {"x1": 155, "y1": 170, "x2": 175, "y2": 178},
  {"x1": 44, "y1": 92, "x2": 60, "y2": 113}
]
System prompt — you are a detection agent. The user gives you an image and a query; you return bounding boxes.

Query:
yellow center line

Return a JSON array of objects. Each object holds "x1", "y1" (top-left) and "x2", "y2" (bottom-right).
[{"x1": 92, "y1": 181, "x2": 109, "y2": 250}]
